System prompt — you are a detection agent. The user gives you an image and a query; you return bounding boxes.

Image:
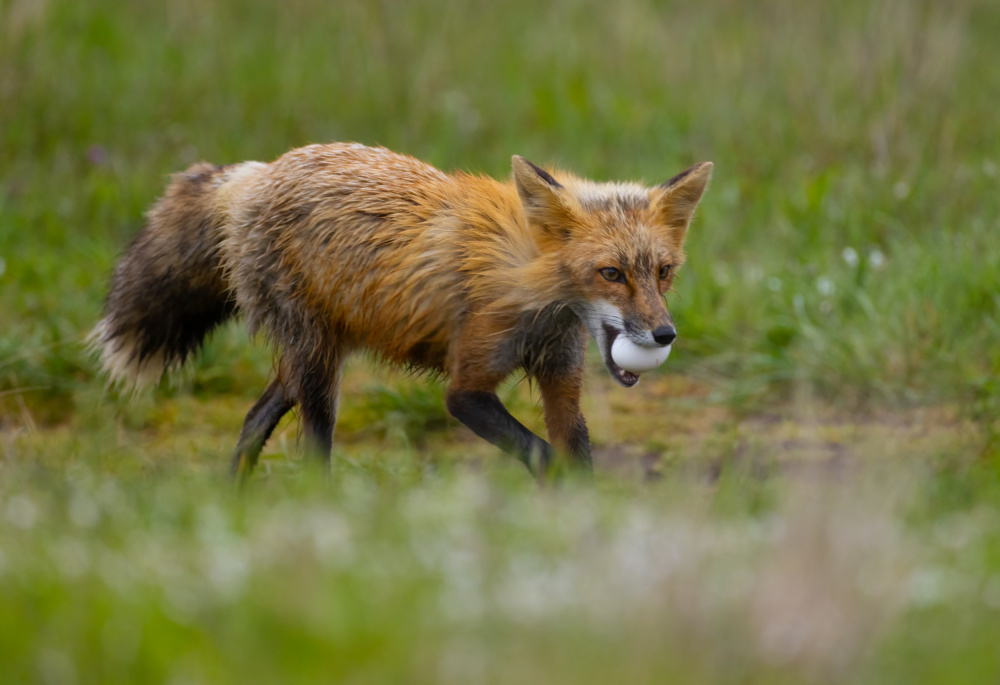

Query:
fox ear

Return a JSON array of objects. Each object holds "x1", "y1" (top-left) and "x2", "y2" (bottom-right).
[
  {"x1": 512, "y1": 155, "x2": 574, "y2": 245},
  {"x1": 650, "y1": 161, "x2": 713, "y2": 247}
]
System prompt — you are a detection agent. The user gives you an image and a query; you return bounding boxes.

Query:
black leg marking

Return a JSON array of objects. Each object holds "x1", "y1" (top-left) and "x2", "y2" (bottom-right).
[
  {"x1": 446, "y1": 390, "x2": 553, "y2": 474},
  {"x1": 566, "y1": 416, "x2": 592, "y2": 469},
  {"x1": 231, "y1": 378, "x2": 295, "y2": 483},
  {"x1": 296, "y1": 359, "x2": 341, "y2": 471}
]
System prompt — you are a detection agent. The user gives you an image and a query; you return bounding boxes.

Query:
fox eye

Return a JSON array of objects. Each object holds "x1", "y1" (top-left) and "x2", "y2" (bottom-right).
[
  {"x1": 599, "y1": 267, "x2": 626, "y2": 284},
  {"x1": 659, "y1": 265, "x2": 671, "y2": 280}
]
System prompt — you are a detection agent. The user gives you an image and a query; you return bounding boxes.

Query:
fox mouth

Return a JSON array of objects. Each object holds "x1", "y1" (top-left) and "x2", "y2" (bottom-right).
[{"x1": 601, "y1": 325, "x2": 640, "y2": 388}]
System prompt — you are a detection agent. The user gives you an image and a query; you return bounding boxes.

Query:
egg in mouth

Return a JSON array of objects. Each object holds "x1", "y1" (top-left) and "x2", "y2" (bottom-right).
[{"x1": 600, "y1": 325, "x2": 672, "y2": 388}]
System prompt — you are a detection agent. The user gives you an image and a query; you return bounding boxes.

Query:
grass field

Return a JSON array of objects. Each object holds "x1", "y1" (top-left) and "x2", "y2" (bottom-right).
[{"x1": 2, "y1": 0, "x2": 1000, "y2": 682}]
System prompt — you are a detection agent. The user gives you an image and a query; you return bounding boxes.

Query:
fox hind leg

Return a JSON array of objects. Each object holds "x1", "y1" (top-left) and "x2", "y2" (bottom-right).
[
  {"x1": 231, "y1": 347, "x2": 342, "y2": 482},
  {"x1": 292, "y1": 349, "x2": 343, "y2": 473},
  {"x1": 231, "y1": 377, "x2": 295, "y2": 483}
]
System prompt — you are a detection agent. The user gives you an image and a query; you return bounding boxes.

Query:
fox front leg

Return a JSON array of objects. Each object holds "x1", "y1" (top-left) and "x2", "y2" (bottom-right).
[
  {"x1": 537, "y1": 368, "x2": 591, "y2": 470},
  {"x1": 447, "y1": 315, "x2": 556, "y2": 475},
  {"x1": 446, "y1": 389, "x2": 553, "y2": 474}
]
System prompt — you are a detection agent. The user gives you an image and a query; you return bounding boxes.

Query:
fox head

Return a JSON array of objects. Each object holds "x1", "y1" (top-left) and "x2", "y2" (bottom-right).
[{"x1": 512, "y1": 155, "x2": 713, "y2": 387}]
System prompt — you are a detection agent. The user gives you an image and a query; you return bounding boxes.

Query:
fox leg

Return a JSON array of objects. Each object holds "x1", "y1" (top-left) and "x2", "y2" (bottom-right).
[
  {"x1": 446, "y1": 316, "x2": 555, "y2": 475},
  {"x1": 231, "y1": 377, "x2": 296, "y2": 482},
  {"x1": 293, "y1": 350, "x2": 343, "y2": 472},
  {"x1": 446, "y1": 389, "x2": 554, "y2": 474},
  {"x1": 538, "y1": 369, "x2": 592, "y2": 470}
]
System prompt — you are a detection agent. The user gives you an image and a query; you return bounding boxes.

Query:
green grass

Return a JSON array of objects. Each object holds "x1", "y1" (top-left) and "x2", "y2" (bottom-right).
[
  {"x1": 3, "y1": 445, "x2": 1000, "y2": 684},
  {"x1": 2, "y1": 0, "x2": 1000, "y2": 682}
]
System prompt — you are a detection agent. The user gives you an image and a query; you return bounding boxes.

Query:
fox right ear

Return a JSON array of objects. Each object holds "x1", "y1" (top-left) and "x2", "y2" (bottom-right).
[
  {"x1": 512, "y1": 156, "x2": 574, "y2": 245},
  {"x1": 650, "y1": 161, "x2": 713, "y2": 249},
  {"x1": 512, "y1": 155, "x2": 563, "y2": 194}
]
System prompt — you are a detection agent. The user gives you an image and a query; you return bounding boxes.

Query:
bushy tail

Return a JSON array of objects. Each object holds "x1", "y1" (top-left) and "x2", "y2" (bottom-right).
[{"x1": 90, "y1": 162, "x2": 240, "y2": 387}]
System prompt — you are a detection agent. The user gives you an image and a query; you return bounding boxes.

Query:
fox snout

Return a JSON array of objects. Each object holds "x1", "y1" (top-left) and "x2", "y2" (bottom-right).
[{"x1": 652, "y1": 325, "x2": 676, "y2": 347}]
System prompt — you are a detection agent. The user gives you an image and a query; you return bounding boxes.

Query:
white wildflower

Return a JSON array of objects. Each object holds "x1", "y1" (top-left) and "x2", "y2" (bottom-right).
[
  {"x1": 841, "y1": 247, "x2": 859, "y2": 268},
  {"x1": 816, "y1": 276, "x2": 835, "y2": 297},
  {"x1": 869, "y1": 249, "x2": 886, "y2": 269}
]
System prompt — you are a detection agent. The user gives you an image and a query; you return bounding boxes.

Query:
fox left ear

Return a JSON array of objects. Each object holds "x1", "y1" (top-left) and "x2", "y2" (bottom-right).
[
  {"x1": 512, "y1": 155, "x2": 575, "y2": 246},
  {"x1": 650, "y1": 161, "x2": 713, "y2": 247}
]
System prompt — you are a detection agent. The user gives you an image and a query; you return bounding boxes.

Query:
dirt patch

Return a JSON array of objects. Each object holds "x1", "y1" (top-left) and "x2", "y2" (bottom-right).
[{"x1": 592, "y1": 395, "x2": 981, "y2": 484}]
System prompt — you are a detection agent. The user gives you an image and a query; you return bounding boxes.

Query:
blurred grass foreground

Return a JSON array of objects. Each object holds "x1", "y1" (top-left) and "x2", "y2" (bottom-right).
[{"x1": 2, "y1": 0, "x2": 1000, "y2": 683}]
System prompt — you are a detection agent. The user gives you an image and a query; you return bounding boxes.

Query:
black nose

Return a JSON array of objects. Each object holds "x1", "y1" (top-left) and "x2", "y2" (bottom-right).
[{"x1": 652, "y1": 326, "x2": 676, "y2": 346}]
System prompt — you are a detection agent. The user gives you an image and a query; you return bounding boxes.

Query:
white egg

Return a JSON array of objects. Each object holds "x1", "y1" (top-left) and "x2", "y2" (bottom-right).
[{"x1": 611, "y1": 337, "x2": 671, "y2": 373}]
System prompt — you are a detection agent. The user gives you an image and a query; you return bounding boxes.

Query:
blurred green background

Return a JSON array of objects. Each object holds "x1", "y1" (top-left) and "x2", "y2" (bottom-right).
[
  {"x1": 2, "y1": 0, "x2": 1000, "y2": 683},
  {"x1": 4, "y1": 0, "x2": 999, "y2": 416}
]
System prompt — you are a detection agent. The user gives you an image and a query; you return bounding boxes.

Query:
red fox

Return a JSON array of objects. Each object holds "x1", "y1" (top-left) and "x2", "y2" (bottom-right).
[{"x1": 92, "y1": 143, "x2": 712, "y2": 478}]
